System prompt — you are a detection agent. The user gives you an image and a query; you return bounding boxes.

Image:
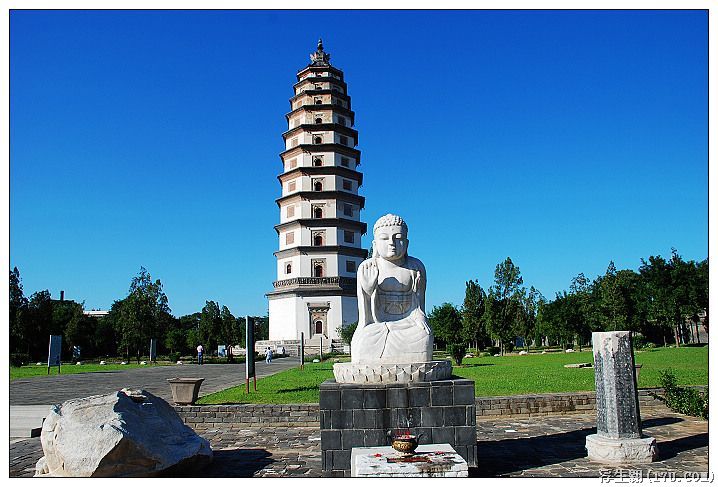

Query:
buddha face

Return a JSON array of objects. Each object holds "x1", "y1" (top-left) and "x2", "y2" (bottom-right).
[{"x1": 373, "y1": 224, "x2": 408, "y2": 261}]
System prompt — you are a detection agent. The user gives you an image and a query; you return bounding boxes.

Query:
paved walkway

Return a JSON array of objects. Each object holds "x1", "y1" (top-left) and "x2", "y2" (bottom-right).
[
  {"x1": 9, "y1": 357, "x2": 300, "y2": 437},
  {"x1": 10, "y1": 407, "x2": 708, "y2": 478}
]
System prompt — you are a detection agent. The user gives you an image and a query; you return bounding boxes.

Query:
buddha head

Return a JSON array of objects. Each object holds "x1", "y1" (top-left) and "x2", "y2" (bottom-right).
[{"x1": 372, "y1": 214, "x2": 408, "y2": 262}]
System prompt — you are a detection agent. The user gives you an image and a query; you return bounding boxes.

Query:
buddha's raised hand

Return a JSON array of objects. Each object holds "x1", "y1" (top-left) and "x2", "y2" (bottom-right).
[{"x1": 358, "y1": 258, "x2": 379, "y2": 295}]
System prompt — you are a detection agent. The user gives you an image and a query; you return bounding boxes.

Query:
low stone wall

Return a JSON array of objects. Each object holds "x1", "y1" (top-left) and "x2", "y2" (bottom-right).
[
  {"x1": 176, "y1": 404, "x2": 319, "y2": 428},
  {"x1": 174, "y1": 389, "x2": 667, "y2": 428}
]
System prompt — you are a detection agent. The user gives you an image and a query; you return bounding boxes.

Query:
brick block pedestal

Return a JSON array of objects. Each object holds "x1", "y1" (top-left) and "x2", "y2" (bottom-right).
[{"x1": 319, "y1": 378, "x2": 477, "y2": 477}]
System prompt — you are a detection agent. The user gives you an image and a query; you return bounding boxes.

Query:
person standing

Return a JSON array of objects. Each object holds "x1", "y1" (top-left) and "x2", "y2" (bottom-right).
[
  {"x1": 266, "y1": 347, "x2": 273, "y2": 364},
  {"x1": 197, "y1": 344, "x2": 204, "y2": 365}
]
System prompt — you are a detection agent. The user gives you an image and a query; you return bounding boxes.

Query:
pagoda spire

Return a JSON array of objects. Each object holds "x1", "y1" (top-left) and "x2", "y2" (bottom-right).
[{"x1": 310, "y1": 38, "x2": 331, "y2": 66}]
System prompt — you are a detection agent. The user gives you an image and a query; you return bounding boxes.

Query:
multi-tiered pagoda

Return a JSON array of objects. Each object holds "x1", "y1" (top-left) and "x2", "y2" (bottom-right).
[{"x1": 267, "y1": 40, "x2": 367, "y2": 342}]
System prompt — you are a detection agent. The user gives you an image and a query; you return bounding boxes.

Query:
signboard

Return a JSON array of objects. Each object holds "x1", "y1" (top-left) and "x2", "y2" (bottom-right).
[
  {"x1": 245, "y1": 316, "x2": 255, "y2": 379},
  {"x1": 218, "y1": 345, "x2": 226, "y2": 357},
  {"x1": 47, "y1": 335, "x2": 62, "y2": 374},
  {"x1": 149, "y1": 338, "x2": 157, "y2": 362}
]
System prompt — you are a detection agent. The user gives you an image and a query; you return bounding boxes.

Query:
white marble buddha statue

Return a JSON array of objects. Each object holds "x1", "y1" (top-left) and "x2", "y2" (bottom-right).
[{"x1": 351, "y1": 214, "x2": 433, "y2": 363}]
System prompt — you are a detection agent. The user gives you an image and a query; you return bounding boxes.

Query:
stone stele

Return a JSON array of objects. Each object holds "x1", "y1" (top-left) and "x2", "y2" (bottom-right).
[
  {"x1": 35, "y1": 388, "x2": 213, "y2": 477},
  {"x1": 585, "y1": 331, "x2": 658, "y2": 464},
  {"x1": 333, "y1": 214, "x2": 451, "y2": 383}
]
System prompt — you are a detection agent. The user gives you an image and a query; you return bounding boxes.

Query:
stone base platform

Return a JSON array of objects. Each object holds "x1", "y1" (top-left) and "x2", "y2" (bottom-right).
[
  {"x1": 351, "y1": 443, "x2": 468, "y2": 477},
  {"x1": 320, "y1": 378, "x2": 477, "y2": 477},
  {"x1": 585, "y1": 434, "x2": 659, "y2": 464},
  {"x1": 332, "y1": 361, "x2": 452, "y2": 384}
]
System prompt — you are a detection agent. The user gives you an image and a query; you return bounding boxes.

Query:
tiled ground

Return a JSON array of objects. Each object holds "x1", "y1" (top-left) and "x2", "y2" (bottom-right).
[{"x1": 10, "y1": 406, "x2": 707, "y2": 478}]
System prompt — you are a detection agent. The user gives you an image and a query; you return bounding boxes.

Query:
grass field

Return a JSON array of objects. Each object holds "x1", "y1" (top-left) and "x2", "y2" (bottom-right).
[
  {"x1": 10, "y1": 362, "x2": 173, "y2": 380},
  {"x1": 198, "y1": 346, "x2": 708, "y2": 404}
]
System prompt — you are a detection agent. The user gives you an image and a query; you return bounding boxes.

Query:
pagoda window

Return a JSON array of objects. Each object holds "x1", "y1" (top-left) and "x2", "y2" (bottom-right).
[
  {"x1": 346, "y1": 261, "x2": 356, "y2": 273},
  {"x1": 290, "y1": 138, "x2": 298, "y2": 148},
  {"x1": 343, "y1": 179, "x2": 352, "y2": 191},
  {"x1": 343, "y1": 204, "x2": 353, "y2": 217},
  {"x1": 340, "y1": 157, "x2": 350, "y2": 167},
  {"x1": 313, "y1": 180, "x2": 323, "y2": 191},
  {"x1": 314, "y1": 265, "x2": 324, "y2": 278},
  {"x1": 314, "y1": 135, "x2": 323, "y2": 144},
  {"x1": 314, "y1": 97, "x2": 323, "y2": 105},
  {"x1": 339, "y1": 135, "x2": 349, "y2": 146},
  {"x1": 285, "y1": 232, "x2": 294, "y2": 245},
  {"x1": 315, "y1": 117, "x2": 323, "y2": 124},
  {"x1": 313, "y1": 156, "x2": 323, "y2": 166},
  {"x1": 313, "y1": 206, "x2": 323, "y2": 219},
  {"x1": 344, "y1": 230, "x2": 355, "y2": 244},
  {"x1": 338, "y1": 116, "x2": 346, "y2": 126},
  {"x1": 314, "y1": 234, "x2": 323, "y2": 246},
  {"x1": 288, "y1": 180, "x2": 296, "y2": 192},
  {"x1": 314, "y1": 320, "x2": 323, "y2": 334},
  {"x1": 289, "y1": 158, "x2": 297, "y2": 169},
  {"x1": 285, "y1": 263, "x2": 292, "y2": 274},
  {"x1": 286, "y1": 205, "x2": 295, "y2": 218}
]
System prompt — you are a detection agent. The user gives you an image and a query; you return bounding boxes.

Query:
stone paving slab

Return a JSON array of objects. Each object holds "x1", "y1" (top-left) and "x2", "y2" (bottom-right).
[
  {"x1": 9, "y1": 407, "x2": 707, "y2": 478},
  {"x1": 10, "y1": 357, "x2": 300, "y2": 405}
]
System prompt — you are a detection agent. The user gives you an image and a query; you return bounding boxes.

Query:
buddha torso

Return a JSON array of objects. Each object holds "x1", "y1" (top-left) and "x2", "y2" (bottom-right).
[{"x1": 375, "y1": 259, "x2": 417, "y2": 322}]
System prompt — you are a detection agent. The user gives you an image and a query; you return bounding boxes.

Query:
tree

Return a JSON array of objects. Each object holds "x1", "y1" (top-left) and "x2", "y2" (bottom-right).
[
  {"x1": 26, "y1": 290, "x2": 53, "y2": 359},
  {"x1": 337, "y1": 322, "x2": 358, "y2": 344},
  {"x1": 198, "y1": 300, "x2": 222, "y2": 352},
  {"x1": 164, "y1": 327, "x2": 188, "y2": 355},
  {"x1": 65, "y1": 303, "x2": 96, "y2": 358},
  {"x1": 113, "y1": 267, "x2": 171, "y2": 363},
  {"x1": 514, "y1": 286, "x2": 543, "y2": 353},
  {"x1": 484, "y1": 257, "x2": 524, "y2": 355},
  {"x1": 460, "y1": 280, "x2": 489, "y2": 351},
  {"x1": 218, "y1": 306, "x2": 240, "y2": 362},
  {"x1": 10, "y1": 267, "x2": 29, "y2": 355},
  {"x1": 429, "y1": 303, "x2": 467, "y2": 365}
]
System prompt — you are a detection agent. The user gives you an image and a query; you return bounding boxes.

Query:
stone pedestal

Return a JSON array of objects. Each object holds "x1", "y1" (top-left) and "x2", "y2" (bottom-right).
[
  {"x1": 351, "y1": 443, "x2": 468, "y2": 477},
  {"x1": 586, "y1": 331, "x2": 658, "y2": 464},
  {"x1": 333, "y1": 361, "x2": 452, "y2": 384},
  {"x1": 320, "y1": 379, "x2": 477, "y2": 477}
]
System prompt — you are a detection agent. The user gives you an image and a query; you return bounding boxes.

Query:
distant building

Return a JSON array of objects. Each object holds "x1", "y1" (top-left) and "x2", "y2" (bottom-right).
[
  {"x1": 83, "y1": 310, "x2": 109, "y2": 318},
  {"x1": 267, "y1": 40, "x2": 368, "y2": 341}
]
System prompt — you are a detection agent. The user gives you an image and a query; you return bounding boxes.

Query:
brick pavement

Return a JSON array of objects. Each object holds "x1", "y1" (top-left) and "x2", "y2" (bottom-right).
[{"x1": 10, "y1": 406, "x2": 707, "y2": 478}]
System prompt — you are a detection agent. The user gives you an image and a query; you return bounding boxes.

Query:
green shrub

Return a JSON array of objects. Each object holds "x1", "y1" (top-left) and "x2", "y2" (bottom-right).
[
  {"x1": 448, "y1": 343, "x2": 468, "y2": 366},
  {"x1": 486, "y1": 346, "x2": 500, "y2": 356},
  {"x1": 659, "y1": 369, "x2": 708, "y2": 419},
  {"x1": 336, "y1": 322, "x2": 358, "y2": 344},
  {"x1": 168, "y1": 352, "x2": 181, "y2": 363},
  {"x1": 10, "y1": 353, "x2": 30, "y2": 367}
]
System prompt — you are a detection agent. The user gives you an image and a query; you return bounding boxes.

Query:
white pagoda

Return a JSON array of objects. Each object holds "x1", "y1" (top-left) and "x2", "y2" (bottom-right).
[{"x1": 267, "y1": 40, "x2": 367, "y2": 341}]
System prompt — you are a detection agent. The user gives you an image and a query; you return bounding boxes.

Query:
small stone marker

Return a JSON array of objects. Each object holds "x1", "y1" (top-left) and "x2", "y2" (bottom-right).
[
  {"x1": 585, "y1": 331, "x2": 658, "y2": 464},
  {"x1": 564, "y1": 362, "x2": 592, "y2": 368},
  {"x1": 351, "y1": 443, "x2": 468, "y2": 477}
]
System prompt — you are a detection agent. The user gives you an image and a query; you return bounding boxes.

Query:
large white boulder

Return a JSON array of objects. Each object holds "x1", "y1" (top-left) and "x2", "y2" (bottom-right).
[{"x1": 35, "y1": 389, "x2": 212, "y2": 477}]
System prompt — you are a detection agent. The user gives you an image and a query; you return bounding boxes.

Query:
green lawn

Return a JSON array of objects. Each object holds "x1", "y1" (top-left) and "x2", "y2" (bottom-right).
[
  {"x1": 456, "y1": 346, "x2": 708, "y2": 397},
  {"x1": 197, "y1": 362, "x2": 337, "y2": 404},
  {"x1": 198, "y1": 346, "x2": 708, "y2": 404},
  {"x1": 10, "y1": 362, "x2": 174, "y2": 380}
]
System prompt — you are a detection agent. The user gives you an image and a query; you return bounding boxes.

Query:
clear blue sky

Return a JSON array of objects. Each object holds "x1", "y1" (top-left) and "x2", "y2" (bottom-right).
[{"x1": 10, "y1": 10, "x2": 708, "y2": 317}]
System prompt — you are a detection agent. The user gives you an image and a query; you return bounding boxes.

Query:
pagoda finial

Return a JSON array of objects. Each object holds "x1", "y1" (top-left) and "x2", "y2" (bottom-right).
[{"x1": 310, "y1": 38, "x2": 331, "y2": 66}]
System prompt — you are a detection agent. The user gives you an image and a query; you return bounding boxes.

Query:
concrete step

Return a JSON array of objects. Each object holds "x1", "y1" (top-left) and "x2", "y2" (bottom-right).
[{"x1": 10, "y1": 405, "x2": 51, "y2": 438}]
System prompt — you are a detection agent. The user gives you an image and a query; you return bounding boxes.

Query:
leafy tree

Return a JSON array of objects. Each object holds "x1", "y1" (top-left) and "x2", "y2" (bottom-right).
[
  {"x1": 9, "y1": 267, "x2": 29, "y2": 355},
  {"x1": 429, "y1": 303, "x2": 467, "y2": 365},
  {"x1": 164, "y1": 327, "x2": 188, "y2": 355},
  {"x1": 461, "y1": 280, "x2": 489, "y2": 351},
  {"x1": 113, "y1": 267, "x2": 171, "y2": 362},
  {"x1": 198, "y1": 300, "x2": 222, "y2": 352},
  {"x1": 65, "y1": 303, "x2": 96, "y2": 357},
  {"x1": 484, "y1": 257, "x2": 524, "y2": 355},
  {"x1": 218, "y1": 306, "x2": 241, "y2": 362},
  {"x1": 514, "y1": 286, "x2": 543, "y2": 352},
  {"x1": 337, "y1": 322, "x2": 358, "y2": 344},
  {"x1": 26, "y1": 290, "x2": 53, "y2": 359}
]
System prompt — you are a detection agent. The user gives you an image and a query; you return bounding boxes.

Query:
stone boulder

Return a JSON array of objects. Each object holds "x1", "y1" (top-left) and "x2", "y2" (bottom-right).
[{"x1": 35, "y1": 389, "x2": 212, "y2": 477}]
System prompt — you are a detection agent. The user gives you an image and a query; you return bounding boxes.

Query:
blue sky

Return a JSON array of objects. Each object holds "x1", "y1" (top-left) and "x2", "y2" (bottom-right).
[{"x1": 10, "y1": 10, "x2": 708, "y2": 317}]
